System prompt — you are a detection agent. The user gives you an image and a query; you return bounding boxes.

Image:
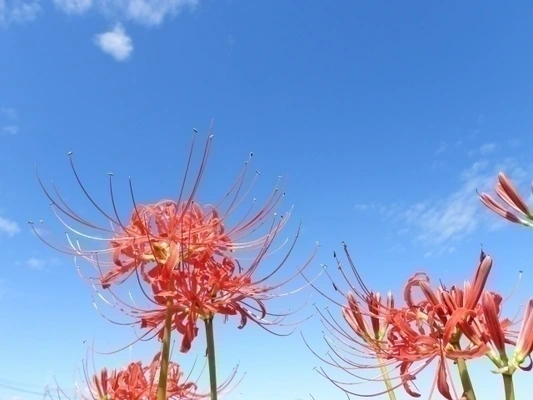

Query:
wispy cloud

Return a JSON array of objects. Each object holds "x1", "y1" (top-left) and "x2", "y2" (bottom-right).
[
  {"x1": 22, "y1": 257, "x2": 59, "y2": 271},
  {"x1": 400, "y1": 159, "x2": 527, "y2": 247},
  {"x1": 479, "y1": 142, "x2": 496, "y2": 156},
  {"x1": 354, "y1": 156, "x2": 533, "y2": 256},
  {"x1": 0, "y1": 216, "x2": 20, "y2": 236},
  {"x1": 1, "y1": 106, "x2": 19, "y2": 135},
  {"x1": 53, "y1": 0, "x2": 92, "y2": 14},
  {"x1": 54, "y1": 0, "x2": 198, "y2": 25},
  {"x1": 4, "y1": 0, "x2": 197, "y2": 28},
  {"x1": 0, "y1": 0, "x2": 41, "y2": 27},
  {"x1": 94, "y1": 24, "x2": 133, "y2": 61},
  {"x1": 0, "y1": 107, "x2": 17, "y2": 119},
  {"x1": 435, "y1": 140, "x2": 447, "y2": 156},
  {"x1": 469, "y1": 142, "x2": 497, "y2": 157},
  {"x1": 2, "y1": 125, "x2": 19, "y2": 135}
]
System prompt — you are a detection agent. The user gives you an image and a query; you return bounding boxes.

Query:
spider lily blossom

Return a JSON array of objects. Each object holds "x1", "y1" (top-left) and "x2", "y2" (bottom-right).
[
  {"x1": 310, "y1": 246, "x2": 499, "y2": 400},
  {"x1": 478, "y1": 172, "x2": 533, "y2": 227},
  {"x1": 53, "y1": 351, "x2": 236, "y2": 400},
  {"x1": 33, "y1": 129, "x2": 316, "y2": 353},
  {"x1": 480, "y1": 293, "x2": 533, "y2": 374}
]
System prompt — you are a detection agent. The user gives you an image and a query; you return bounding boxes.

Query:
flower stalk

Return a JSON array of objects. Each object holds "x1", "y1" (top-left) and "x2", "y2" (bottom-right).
[
  {"x1": 503, "y1": 374, "x2": 515, "y2": 400},
  {"x1": 456, "y1": 358, "x2": 476, "y2": 400},
  {"x1": 205, "y1": 317, "x2": 218, "y2": 400},
  {"x1": 378, "y1": 360, "x2": 397, "y2": 400},
  {"x1": 157, "y1": 302, "x2": 174, "y2": 400}
]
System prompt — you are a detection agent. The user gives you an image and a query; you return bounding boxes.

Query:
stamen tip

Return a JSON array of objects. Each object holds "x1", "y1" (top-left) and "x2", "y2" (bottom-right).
[
  {"x1": 67, "y1": 151, "x2": 73, "y2": 155},
  {"x1": 193, "y1": 128, "x2": 198, "y2": 133}
]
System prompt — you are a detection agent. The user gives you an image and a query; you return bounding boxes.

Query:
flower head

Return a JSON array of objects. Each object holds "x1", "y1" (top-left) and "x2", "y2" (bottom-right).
[
  {"x1": 310, "y1": 245, "x2": 493, "y2": 400},
  {"x1": 54, "y1": 351, "x2": 236, "y2": 400},
  {"x1": 34, "y1": 127, "x2": 316, "y2": 352},
  {"x1": 478, "y1": 172, "x2": 533, "y2": 227}
]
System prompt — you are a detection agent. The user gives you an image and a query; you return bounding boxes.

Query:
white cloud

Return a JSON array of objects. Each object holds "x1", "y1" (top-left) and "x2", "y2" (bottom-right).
[
  {"x1": 0, "y1": 216, "x2": 20, "y2": 236},
  {"x1": 22, "y1": 257, "x2": 59, "y2": 271},
  {"x1": 479, "y1": 142, "x2": 496, "y2": 155},
  {"x1": 401, "y1": 159, "x2": 531, "y2": 248},
  {"x1": 0, "y1": 107, "x2": 17, "y2": 119},
  {"x1": 94, "y1": 24, "x2": 133, "y2": 61},
  {"x1": 26, "y1": 257, "x2": 45, "y2": 269},
  {"x1": 357, "y1": 157, "x2": 533, "y2": 256},
  {"x1": 3, "y1": 0, "x2": 197, "y2": 28},
  {"x1": 53, "y1": 0, "x2": 92, "y2": 14},
  {"x1": 52, "y1": 0, "x2": 198, "y2": 25},
  {"x1": 435, "y1": 140, "x2": 447, "y2": 156},
  {"x1": 100, "y1": 0, "x2": 198, "y2": 25},
  {"x1": 0, "y1": 0, "x2": 41, "y2": 26},
  {"x1": 2, "y1": 125, "x2": 19, "y2": 135}
]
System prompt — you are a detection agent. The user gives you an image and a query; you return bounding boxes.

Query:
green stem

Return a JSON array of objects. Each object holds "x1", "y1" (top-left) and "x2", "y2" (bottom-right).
[
  {"x1": 503, "y1": 374, "x2": 515, "y2": 400},
  {"x1": 156, "y1": 304, "x2": 173, "y2": 400},
  {"x1": 377, "y1": 359, "x2": 397, "y2": 400},
  {"x1": 204, "y1": 317, "x2": 218, "y2": 400},
  {"x1": 456, "y1": 358, "x2": 476, "y2": 400}
]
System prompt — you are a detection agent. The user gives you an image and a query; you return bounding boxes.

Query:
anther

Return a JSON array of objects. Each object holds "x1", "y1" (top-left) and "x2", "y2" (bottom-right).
[
  {"x1": 28, "y1": 220, "x2": 33, "y2": 224},
  {"x1": 67, "y1": 151, "x2": 73, "y2": 155},
  {"x1": 193, "y1": 128, "x2": 198, "y2": 133},
  {"x1": 108, "y1": 172, "x2": 114, "y2": 176}
]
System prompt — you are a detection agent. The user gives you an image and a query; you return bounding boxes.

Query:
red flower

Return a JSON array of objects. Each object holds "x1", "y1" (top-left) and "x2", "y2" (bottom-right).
[
  {"x1": 35, "y1": 129, "x2": 315, "y2": 352},
  {"x1": 310, "y1": 245, "x2": 492, "y2": 400},
  {"x1": 478, "y1": 172, "x2": 533, "y2": 227},
  {"x1": 55, "y1": 352, "x2": 236, "y2": 400}
]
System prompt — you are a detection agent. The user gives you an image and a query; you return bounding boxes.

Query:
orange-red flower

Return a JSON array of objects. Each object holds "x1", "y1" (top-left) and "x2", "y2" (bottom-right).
[
  {"x1": 34, "y1": 129, "x2": 315, "y2": 352},
  {"x1": 478, "y1": 172, "x2": 533, "y2": 227},
  {"x1": 55, "y1": 351, "x2": 235, "y2": 400},
  {"x1": 310, "y1": 245, "x2": 494, "y2": 400}
]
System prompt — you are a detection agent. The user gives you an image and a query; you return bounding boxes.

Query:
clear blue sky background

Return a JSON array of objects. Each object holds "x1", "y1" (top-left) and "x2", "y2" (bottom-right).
[{"x1": 2, "y1": 1, "x2": 533, "y2": 399}]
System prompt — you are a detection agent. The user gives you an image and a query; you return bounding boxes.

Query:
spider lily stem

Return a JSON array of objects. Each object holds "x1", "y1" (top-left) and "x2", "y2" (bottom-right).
[
  {"x1": 205, "y1": 317, "x2": 219, "y2": 400},
  {"x1": 157, "y1": 302, "x2": 173, "y2": 400},
  {"x1": 503, "y1": 374, "x2": 515, "y2": 400},
  {"x1": 456, "y1": 358, "x2": 476, "y2": 400},
  {"x1": 378, "y1": 358, "x2": 397, "y2": 400}
]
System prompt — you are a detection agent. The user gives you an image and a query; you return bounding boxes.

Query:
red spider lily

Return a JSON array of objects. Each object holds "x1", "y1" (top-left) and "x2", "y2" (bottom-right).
[
  {"x1": 478, "y1": 172, "x2": 533, "y2": 227},
  {"x1": 33, "y1": 128, "x2": 316, "y2": 352},
  {"x1": 309, "y1": 245, "x2": 493, "y2": 400},
  {"x1": 140, "y1": 253, "x2": 313, "y2": 352},
  {"x1": 478, "y1": 291, "x2": 533, "y2": 374},
  {"x1": 54, "y1": 351, "x2": 236, "y2": 400}
]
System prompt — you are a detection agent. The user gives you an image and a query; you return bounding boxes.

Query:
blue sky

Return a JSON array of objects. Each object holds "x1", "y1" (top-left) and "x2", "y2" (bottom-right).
[{"x1": 2, "y1": 1, "x2": 533, "y2": 399}]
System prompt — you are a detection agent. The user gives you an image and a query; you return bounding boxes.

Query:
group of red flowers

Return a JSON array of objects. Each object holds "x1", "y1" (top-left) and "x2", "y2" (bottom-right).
[
  {"x1": 35, "y1": 128, "x2": 533, "y2": 400},
  {"x1": 314, "y1": 172, "x2": 533, "y2": 400},
  {"x1": 36, "y1": 134, "x2": 313, "y2": 400}
]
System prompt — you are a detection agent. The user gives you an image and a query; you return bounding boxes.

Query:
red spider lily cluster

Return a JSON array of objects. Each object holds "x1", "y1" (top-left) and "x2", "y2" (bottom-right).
[
  {"x1": 36, "y1": 129, "x2": 315, "y2": 399},
  {"x1": 34, "y1": 133, "x2": 314, "y2": 350},
  {"x1": 53, "y1": 352, "x2": 235, "y2": 400},
  {"x1": 311, "y1": 244, "x2": 533, "y2": 400},
  {"x1": 35, "y1": 124, "x2": 533, "y2": 400}
]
